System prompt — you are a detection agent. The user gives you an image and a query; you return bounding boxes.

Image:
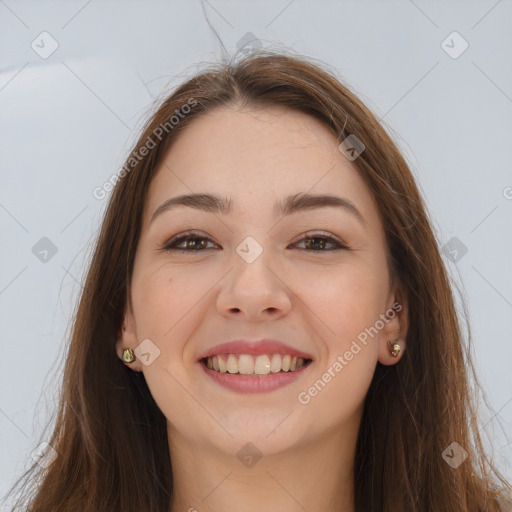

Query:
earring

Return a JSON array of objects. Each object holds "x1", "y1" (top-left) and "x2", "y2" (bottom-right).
[
  {"x1": 122, "y1": 348, "x2": 135, "y2": 363},
  {"x1": 387, "y1": 340, "x2": 401, "y2": 357}
]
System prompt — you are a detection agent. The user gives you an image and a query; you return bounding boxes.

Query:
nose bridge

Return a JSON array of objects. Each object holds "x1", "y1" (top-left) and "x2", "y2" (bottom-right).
[
  {"x1": 218, "y1": 233, "x2": 290, "y2": 317},
  {"x1": 231, "y1": 233, "x2": 274, "y2": 287}
]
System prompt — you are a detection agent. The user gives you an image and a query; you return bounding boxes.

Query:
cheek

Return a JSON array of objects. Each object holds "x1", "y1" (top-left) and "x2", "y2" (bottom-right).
[
  {"x1": 130, "y1": 260, "x2": 226, "y2": 377},
  {"x1": 131, "y1": 262, "x2": 204, "y2": 337},
  {"x1": 296, "y1": 267, "x2": 383, "y2": 425},
  {"x1": 302, "y1": 261, "x2": 388, "y2": 346},
  {"x1": 300, "y1": 259, "x2": 389, "y2": 412},
  {"x1": 130, "y1": 266, "x2": 204, "y2": 394}
]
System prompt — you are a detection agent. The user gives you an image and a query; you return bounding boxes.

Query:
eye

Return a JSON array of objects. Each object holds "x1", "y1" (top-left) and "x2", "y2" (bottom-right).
[
  {"x1": 160, "y1": 230, "x2": 350, "y2": 253},
  {"x1": 161, "y1": 231, "x2": 219, "y2": 252},
  {"x1": 292, "y1": 231, "x2": 349, "y2": 251}
]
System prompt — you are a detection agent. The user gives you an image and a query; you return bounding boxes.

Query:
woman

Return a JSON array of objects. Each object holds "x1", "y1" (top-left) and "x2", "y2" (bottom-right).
[{"x1": 4, "y1": 50, "x2": 511, "y2": 511}]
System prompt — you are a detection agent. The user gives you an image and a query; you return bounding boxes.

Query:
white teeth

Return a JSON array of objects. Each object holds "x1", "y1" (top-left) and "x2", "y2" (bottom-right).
[
  {"x1": 270, "y1": 354, "x2": 282, "y2": 373},
  {"x1": 205, "y1": 353, "x2": 309, "y2": 375},
  {"x1": 238, "y1": 354, "x2": 254, "y2": 375},
  {"x1": 254, "y1": 354, "x2": 271, "y2": 375},
  {"x1": 227, "y1": 354, "x2": 239, "y2": 374}
]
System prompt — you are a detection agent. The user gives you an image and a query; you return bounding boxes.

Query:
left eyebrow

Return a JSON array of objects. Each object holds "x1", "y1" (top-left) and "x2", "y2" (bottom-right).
[{"x1": 150, "y1": 192, "x2": 367, "y2": 227}]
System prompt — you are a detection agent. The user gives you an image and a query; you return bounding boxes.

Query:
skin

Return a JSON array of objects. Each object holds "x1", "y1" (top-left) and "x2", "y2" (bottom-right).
[{"x1": 116, "y1": 104, "x2": 408, "y2": 512}]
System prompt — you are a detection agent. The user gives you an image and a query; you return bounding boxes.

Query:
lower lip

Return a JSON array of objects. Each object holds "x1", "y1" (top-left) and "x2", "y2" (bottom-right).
[{"x1": 199, "y1": 360, "x2": 312, "y2": 393}]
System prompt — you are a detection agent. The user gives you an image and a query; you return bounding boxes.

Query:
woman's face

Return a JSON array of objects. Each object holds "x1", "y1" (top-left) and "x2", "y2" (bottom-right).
[{"x1": 118, "y1": 104, "x2": 407, "y2": 458}]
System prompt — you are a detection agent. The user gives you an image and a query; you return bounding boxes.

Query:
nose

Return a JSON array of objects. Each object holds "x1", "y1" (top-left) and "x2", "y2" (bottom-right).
[{"x1": 216, "y1": 246, "x2": 292, "y2": 321}]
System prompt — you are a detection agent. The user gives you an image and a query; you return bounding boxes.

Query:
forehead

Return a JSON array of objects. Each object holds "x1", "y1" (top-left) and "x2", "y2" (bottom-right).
[{"x1": 144, "y1": 105, "x2": 378, "y2": 227}]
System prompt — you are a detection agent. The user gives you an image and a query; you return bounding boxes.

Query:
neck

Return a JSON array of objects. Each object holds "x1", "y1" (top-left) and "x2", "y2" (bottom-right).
[{"x1": 168, "y1": 423, "x2": 357, "y2": 512}]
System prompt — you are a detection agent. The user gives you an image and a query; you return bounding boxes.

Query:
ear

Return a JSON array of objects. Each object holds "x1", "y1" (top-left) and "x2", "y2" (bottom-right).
[
  {"x1": 377, "y1": 280, "x2": 408, "y2": 366},
  {"x1": 115, "y1": 303, "x2": 143, "y2": 372}
]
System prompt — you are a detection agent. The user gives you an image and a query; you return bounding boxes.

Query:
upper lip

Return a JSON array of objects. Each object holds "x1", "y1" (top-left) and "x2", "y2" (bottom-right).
[{"x1": 197, "y1": 339, "x2": 314, "y2": 361}]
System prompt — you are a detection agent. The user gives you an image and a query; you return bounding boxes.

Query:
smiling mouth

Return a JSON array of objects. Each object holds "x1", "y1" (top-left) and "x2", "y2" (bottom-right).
[{"x1": 201, "y1": 353, "x2": 313, "y2": 376}]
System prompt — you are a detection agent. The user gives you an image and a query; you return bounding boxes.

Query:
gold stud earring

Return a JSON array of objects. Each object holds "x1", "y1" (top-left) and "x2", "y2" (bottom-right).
[
  {"x1": 387, "y1": 340, "x2": 401, "y2": 357},
  {"x1": 122, "y1": 348, "x2": 135, "y2": 363}
]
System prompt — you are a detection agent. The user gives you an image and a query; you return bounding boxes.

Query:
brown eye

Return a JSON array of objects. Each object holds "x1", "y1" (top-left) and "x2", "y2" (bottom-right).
[
  {"x1": 162, "y1": 231, "x2": 219, "y2": 253},
  {"x1": 293, "y1": 233, "x2": 348, "y2": 251}
]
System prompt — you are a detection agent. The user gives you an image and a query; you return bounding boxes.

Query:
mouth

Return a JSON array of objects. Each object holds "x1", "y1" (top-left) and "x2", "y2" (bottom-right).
[
  {"x1": 197, "y1": 339, "x2": 314, "y2": 393},
  {"x1": 201, "y1": 353, "x2": 313, "y2": 376}
]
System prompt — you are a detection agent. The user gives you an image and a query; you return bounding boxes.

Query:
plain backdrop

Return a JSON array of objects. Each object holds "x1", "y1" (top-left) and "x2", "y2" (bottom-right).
[{"x1": 1, "y1": 0, "x2": 511, "y2": 505}]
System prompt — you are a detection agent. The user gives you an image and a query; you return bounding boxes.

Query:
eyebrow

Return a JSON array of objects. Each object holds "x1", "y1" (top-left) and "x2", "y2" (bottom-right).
[{"x1": 150, "y1": 192, "x2": 366, "y2": 226}]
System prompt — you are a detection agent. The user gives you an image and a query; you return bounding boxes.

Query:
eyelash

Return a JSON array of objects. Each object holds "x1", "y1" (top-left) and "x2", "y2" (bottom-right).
[{"x1": 160, "y1": 230, "x2": 349, "y2": 253}]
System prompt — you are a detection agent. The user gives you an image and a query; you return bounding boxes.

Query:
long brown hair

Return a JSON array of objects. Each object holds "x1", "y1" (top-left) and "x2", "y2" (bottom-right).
[{"x1": 4, "y1": 49, "x2": 511, "y2": 512}]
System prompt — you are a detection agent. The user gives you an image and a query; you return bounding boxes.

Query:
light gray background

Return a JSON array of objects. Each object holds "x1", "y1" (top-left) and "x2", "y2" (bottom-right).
[{"x1": 1, "y1": 0, "x2": 511, "y2": 506}]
